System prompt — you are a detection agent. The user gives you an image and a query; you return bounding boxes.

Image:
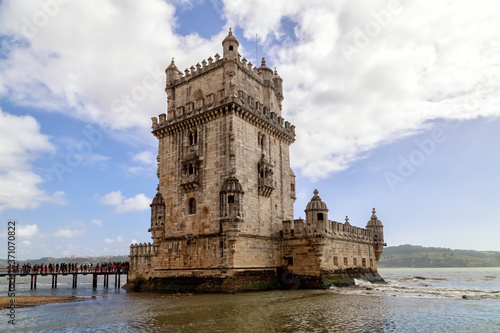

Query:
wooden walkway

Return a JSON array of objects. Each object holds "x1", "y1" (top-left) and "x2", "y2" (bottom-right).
[{"x1": 1, "y1": 269, "x2": 128, "y2": 289}]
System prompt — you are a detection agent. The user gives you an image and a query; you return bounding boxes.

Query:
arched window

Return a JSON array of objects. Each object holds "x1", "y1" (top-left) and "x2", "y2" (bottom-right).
[
  {"x1": 189, "y1": 130, "x2": 198, "y2": 145},
  {"x1": 188, "y1": 198, "x2": 196, "y2": 214}
]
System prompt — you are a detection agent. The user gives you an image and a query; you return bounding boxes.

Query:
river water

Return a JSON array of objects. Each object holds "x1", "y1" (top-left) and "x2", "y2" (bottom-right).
[{"x1": 1, "y1": 267, "x2": 499, "y2": 332}]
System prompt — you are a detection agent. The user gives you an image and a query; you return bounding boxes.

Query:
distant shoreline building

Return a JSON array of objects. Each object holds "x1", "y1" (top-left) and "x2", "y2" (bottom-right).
[{"x1": 125, "y1": 30, "x2": 386, "y2": 292}]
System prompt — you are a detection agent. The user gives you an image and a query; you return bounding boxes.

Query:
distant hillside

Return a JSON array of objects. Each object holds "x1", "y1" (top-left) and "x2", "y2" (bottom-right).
[
  {"x1": 379, "y1": 245, "x2": 500, "y2": 267},
  {"x1": 0, "y1": 255, "x2": 129, "y2": 267}
]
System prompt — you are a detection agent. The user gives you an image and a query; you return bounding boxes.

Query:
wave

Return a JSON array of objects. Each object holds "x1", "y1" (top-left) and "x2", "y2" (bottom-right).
[{"x1": 332, "y1": 278, "x2": 500, "y2": 300}]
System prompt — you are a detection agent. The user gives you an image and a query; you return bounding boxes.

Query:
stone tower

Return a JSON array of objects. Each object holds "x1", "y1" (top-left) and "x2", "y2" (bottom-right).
[
  {"x1": 127, "y1": 29, "x2": 297, "y2": 292},
  {"x1": 126, "y1": 30, "x2": 386, "y2": 292}
]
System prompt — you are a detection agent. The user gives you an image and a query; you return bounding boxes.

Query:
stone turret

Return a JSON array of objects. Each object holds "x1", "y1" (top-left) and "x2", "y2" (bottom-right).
[
  {"x1": 220, "y1": 176, "x2": 245, "y2": 220},
  {"x1": 222, "y1": 28, "x2": 239, "y2": 61},
  {"x1": 305, "y1": 189, "x2": 329, "y2": 234},
  {"x1": 273, "y1": 67, "x2": 283, "y2": 111},
  {"x1": 366, "y1": 208, "x2": 386, "y2": 260},
  {"x1": 149, "y1": 188, "x2": 165, "y2": 242},
  {"x1": 366, "y1": 208, "x2": 384, "y2": 242},
  {"x1": 165, "y1": 58, "x2": 180, "y2": 87}
]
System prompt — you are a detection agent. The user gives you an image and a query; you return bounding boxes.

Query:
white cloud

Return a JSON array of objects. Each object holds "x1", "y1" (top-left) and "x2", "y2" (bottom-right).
[
  {"x1": 18, "y1": 224, "x2": 39, "y2": 238},
  {"x1": 104, "y1": 235, "x2": 124, "y2": 244},
  {"x1": 128, "y1": 150, "x2": 157, "y2": 175},
  {"x1": 100, "y1": 191, "x2": 124, "y2": 206},
  {"x1": 99, "y1": 191, "x2": 151, "y2": 213},
  {"x1": 1, "y1": 1, "x2": 499, "y2": 182},
  {"x1": 131, "y1": 239, "x2": 138, "y2": 244},
  {"x1": 0, "y1": 108, "x2": 67, "y2": 210},
  {"x1": 91, "y1": 219, "x2": 103, "y2": 226},
  {"x1": 132, "y1": 151, "x2": 156, "y2": 165},
  {"x1": 55, "y1": 227, "x2": 85, "y2": 238},
  {"x1": 55, "y1": 221, "x2": 86, "y2": 238},
  {"x1": 222, "y1": 0, "x2": 500, "y2": 179},
  {"x1": 0, "y1": 1, "x2": 222, "y2": 133}
]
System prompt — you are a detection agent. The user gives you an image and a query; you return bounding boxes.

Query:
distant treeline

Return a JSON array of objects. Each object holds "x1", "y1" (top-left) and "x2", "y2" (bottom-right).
[
  {"x1": 379, "y1": 245, "x2": 500, "y2": 267},
  {"x1": 0, "y1": 255, "x2": 129, "y2": 267}
]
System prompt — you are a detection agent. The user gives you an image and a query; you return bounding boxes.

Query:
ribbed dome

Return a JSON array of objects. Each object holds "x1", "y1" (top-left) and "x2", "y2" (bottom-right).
[
  {"x1": 166, "y1": 58, "x2": 179, "y2": 71},
  {"x1": 366, "y1": 208, "x2": 383, "y2": 227},
  {"x1": 222, "y1": 28, "x2": 239, "y2": 46},
  {"x1": 305, "y1": 189, "x2": 328, "y2": 211},
  {"x1": 151, "y1": 191, "x2": 164, "y2": 206},
  {"x1": 221, "y1": 176, "x2": 243, "y2": 193}
]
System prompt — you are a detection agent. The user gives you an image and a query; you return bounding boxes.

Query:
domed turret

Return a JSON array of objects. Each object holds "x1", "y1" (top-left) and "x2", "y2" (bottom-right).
[
  {"x1": 258, "y1": 57, "x2": 274, "y2": 81},
  {"x1": 305, "y1": 189, "x2": 329, "y2": 233},
  {"x1": 220, "y1": 176, "x2": 244, "y2": 219},
  {"x1": 222, "y1": 28, "x2": 239, "y2": 61},
  {"x1": 165, "y1": 58, "x2": 180, "y2": 87},
  {"x1": 305, "y1": 189, "x2": 328, "y2": 211},
  {"x1": 150, "y1": 188, "x2": 165, "y2": 241},
  {"x1": 273, "y1": 67, "x2": 283, "y2": 96},
  {"x1": 366, "y1": 208, "x2": 385, "y2": 243}
]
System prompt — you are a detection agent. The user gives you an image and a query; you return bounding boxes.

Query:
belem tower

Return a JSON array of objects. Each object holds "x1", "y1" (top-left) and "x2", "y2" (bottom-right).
[{"x1": 125, "y1": 29, "x2": 386, "y2": 292}]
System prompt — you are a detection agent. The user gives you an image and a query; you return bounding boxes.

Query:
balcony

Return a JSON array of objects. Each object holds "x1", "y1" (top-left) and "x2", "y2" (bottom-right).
[
  {"x1": 259, "y1": 177, "x2": 274, "y2": 197},
  {"x1": 181, "y1": 174, "x2": 199, "y2": 192}
]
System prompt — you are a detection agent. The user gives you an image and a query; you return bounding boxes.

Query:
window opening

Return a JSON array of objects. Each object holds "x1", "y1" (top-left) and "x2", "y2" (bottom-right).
[{"x1": 189, "y1": 198, "x2": 196, "y2": 214}]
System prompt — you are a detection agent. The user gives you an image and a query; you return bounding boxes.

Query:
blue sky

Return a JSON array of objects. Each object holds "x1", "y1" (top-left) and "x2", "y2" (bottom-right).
[{"x1": 0, "y1": 0, "x2": 499, "y2": 259}]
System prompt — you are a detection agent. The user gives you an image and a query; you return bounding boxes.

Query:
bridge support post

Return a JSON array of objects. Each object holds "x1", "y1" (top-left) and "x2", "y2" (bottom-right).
[
  {"x1": 72, "y1": 273, "x2": 77, "y2": 288},
  {"x1": 30, "y1": 274, "x2": 37, "y2": 289},
  {"x1": 114, "y1": 273, "x2": 118, "y2": 288},
  {"x1": 92, "y1": 273, "x2": 97, "y2": 289}
]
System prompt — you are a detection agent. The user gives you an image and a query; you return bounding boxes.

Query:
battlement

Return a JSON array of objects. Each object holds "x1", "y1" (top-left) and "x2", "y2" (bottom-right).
[
  {"x1": 167, "y1": 54, "x2": 271, "y2": 85},
  {"x1": 130, "y1": 242, "x2": 158, "y2": 257},
  {"x1": 282, "y1": 218, "x2": 375, "y2": 243},
  {"x1": 151, "y1": 102, "x2": 295, "y2": 143}
]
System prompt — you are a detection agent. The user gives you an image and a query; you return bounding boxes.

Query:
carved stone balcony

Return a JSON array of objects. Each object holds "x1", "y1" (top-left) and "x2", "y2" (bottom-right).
[
  {"x1": 259, "y1": 177, "x2": 274, "y2": 197},
  {"x1": 181, "y1": 174, "x2": 199, "y2": 192}
]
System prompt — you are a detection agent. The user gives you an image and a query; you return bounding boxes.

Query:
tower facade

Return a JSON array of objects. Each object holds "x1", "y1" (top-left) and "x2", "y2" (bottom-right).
[{"x1": 126, "y1": 30, "x2": 385, "y2": 292}]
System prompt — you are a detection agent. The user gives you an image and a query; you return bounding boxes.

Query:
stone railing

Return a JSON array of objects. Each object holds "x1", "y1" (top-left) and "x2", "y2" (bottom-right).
[
  {"x1": 130, "y1": 243, "x2": 158, "y2": 257},
  {"x1": 282, "y1": 219, "x2": 374, "y2": 242}
]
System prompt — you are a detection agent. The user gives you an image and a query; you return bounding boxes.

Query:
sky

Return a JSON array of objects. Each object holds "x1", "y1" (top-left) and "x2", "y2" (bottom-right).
[{"x1": 0, "y1": 0, "x2": 499, "y2": 260}]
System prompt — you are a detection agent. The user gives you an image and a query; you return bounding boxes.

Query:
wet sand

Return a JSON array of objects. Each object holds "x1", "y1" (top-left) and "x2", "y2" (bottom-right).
[{"x1": 0, "y1": 296, "x2": 87, "y2": 308}]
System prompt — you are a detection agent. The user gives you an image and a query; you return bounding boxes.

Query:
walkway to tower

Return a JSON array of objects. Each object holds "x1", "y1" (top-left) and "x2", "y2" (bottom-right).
[{"x1": 0, "y1": 267, "x2": 128, "y2": 289}]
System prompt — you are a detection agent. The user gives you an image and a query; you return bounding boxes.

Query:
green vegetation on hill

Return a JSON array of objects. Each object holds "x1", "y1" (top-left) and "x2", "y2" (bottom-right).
[
  {"x1": 379, "y1": 245, "x2": 500, "y2": 267},
  {"x1": 0, "y1": 255, "x2": 129, "y2": 267}
]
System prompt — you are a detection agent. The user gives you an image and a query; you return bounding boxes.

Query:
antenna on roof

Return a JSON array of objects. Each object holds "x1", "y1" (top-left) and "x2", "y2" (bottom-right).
[{"x1": 256, "y1": 33, "x2": 258, "y2": 65}]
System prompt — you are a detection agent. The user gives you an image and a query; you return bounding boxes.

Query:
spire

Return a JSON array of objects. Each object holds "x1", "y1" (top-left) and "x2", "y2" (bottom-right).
[
  {"x1": 222, "y1": 28, "x2": 239, "y2": 46},
  {"x1": 345, "y1": 216, "x2": 350, "y2": 225},
  {"x1": 366, "y1": 208, "x2": 383, "y2": 227},
  {"x1": 167, "y1": 57, "x2": 178, "y2": 70},
  {"x1": 305, "y1": 189, "x2": 328, "y2": 212}
]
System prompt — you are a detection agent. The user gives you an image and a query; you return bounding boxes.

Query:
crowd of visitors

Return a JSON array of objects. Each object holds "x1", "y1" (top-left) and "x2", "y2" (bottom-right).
[{"x1": 6, "y1": 261, "x2": 129, "y2": 274}]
